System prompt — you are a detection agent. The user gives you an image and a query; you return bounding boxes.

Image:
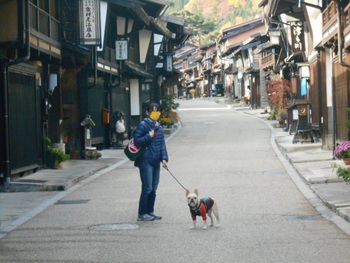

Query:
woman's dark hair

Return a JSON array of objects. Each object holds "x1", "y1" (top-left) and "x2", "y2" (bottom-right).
[{"x1": 146, "y1": 102, "x2": 160, "y2": 112}]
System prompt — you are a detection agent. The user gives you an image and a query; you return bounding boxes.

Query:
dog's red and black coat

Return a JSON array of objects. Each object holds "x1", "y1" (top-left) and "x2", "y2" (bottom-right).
[{"x1": 189, "y1": 197, "x2": 214, "y2": 220}]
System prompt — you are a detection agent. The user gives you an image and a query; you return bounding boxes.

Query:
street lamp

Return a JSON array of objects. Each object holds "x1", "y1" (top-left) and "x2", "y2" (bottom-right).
[
  {"x1": 269, "y1": 29, "x2": 281, "y2": 45},
  {"x1": 116, "y1": 16, "x2": 134, "y2": 37},
  {"x1": 297, "y1": 63, "x2": 309, "y2": 78}
]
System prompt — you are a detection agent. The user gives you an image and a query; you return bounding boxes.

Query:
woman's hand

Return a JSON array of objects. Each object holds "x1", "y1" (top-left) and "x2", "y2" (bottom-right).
[
  {"x1": 149, "y1": 130, "x2": 155, "y2": 138},
  {"x1": 162, "y1": 160, "x2": 167, "y2": 168}
]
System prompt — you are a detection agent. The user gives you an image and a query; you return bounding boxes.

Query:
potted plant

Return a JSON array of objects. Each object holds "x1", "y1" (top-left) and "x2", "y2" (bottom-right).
[
  {"x1": 46, "y1": 148, "x2": 69, "y2": 169},
  {"x1": 331, "y1": 162, "x2": 350, "y2": 184},
  {"x1": 160, "y1": 117, "x2": 172, "y2": 127},
  {"x1": 161, "y1": 94, "x2": 179, "y2": 113},
  {"x1": 334, "y1": 141, "x2": 350, "y2": 164},
  {"x1": 63, "y1": 131, "x2": 69, "y2": 143},
  {"x1": 44, "y1": 136, "x2": 51, "y2": 149},
  {"x1": 69, "y1": 146, "x2": 79, "y2": 159}
]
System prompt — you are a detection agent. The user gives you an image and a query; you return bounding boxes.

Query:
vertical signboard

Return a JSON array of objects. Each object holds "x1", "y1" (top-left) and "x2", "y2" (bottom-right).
[
  {"x1": 115, "y1": 40, "x2": 128, "y2": 60},
  {"x1": 290, "y1": 21, "x2": 305, "y2": 53},
  {"x1": 79, "y1": 0, "x2": 101, "y2": 46},
  {"x1": 165, "y1": 54, "x2": 173, "y2": 72}
]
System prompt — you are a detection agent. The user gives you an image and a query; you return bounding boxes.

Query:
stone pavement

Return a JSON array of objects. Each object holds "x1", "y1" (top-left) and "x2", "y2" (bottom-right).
[
  {"x1": 0, "y1": 127, "x2": 180, "y2": 238},
  {"x1": 237, "y1": 103, "x2": 350, "y2": 230},
  {"x1": 2, "y1": 100, "x2": 350, "y2": 239}
]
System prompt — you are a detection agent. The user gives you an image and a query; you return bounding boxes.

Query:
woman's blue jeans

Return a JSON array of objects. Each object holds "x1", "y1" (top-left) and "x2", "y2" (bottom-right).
[{"x1": 138, "y1": 160, "x2": 160, "y2": 215}]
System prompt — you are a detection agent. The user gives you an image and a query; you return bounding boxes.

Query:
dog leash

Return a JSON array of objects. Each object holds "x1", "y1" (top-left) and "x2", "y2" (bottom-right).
[{"x1": 163, "y1": 166, "x2": 187, "y2": 191}]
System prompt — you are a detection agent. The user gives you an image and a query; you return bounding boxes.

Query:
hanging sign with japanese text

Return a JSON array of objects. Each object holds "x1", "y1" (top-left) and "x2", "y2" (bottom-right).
[
  {"x1": 115, "y1": 40, "x2": 128, "y2": 60},
  {"x1": 290, "y1": 22, "x2": 305, "y2": 53},
  {"x1": 79, "y1": 0, "x2": 101, "y2": 46},
  {"x1": 165, "y1": 54, "x2": 173, "y2": 72}
]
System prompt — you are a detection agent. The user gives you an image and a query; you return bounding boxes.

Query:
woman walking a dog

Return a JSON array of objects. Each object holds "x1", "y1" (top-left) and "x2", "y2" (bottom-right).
[{"x1": 134, "y1": 103, "x2": 168, "y2": 221}]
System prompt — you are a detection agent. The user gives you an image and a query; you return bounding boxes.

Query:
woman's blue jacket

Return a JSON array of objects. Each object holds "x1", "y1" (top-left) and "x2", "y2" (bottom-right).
[{"x1": 133, "y1": 118, "x2": 168, "y2": 167}]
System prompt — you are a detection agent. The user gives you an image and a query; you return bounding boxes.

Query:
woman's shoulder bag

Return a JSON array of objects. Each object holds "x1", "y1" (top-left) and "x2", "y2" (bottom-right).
[{"x1": 124, "y1": 121, "x2": 152, "y2": 161}]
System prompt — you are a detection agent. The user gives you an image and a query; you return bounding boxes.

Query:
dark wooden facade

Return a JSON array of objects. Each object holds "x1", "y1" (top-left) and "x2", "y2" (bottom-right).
[
  {"x1": 334, "y1": 59, "x2": 350, "y2": 142},
  {"x1": 0, "y1": 0, "x2": 189, "y2": 183}
]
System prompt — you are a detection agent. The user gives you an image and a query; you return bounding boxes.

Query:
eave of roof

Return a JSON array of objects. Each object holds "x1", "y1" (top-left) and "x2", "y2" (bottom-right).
[{"x1": 124, "y1": 61, "x2": 153, "y2": 78}]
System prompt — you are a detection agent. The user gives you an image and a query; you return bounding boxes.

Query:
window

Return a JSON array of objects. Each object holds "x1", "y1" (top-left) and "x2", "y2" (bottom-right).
[{"x1": 141, "y1": 83, "x2": 150, "y2": 92}]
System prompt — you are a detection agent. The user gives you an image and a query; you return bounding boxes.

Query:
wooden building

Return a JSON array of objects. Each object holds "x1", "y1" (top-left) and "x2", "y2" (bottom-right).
[{"x1": 0, "y1": 0, "x2": 189, "y2": 185}]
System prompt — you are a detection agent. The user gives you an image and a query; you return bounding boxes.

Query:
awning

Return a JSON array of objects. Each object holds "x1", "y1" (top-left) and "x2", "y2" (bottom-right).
[
  {"x1": 243, "y1": 32, "x2": 266, "y2": 46},
  {"x1": 231, "y1": 47, "x2": 242, "y2": 57},
  {"x1": 245, "y1": 67, "x2": 259, "y2": 74},
  {"x1": 124, "y1": 61, "x2": 153, "y2": 78},
  {"x1": 222, "y1": 42, "x2": 242, "y2": 57},
  {"x1": 184, "y1": 66, "x2": 196, "y2": 73},
  {"x1": 254, "y1": 42, "x2": 279, "y2": 54},
  {"x1": 109, "y1": 0, "x2": 143, "y2": 8},
  {"x1": 132, "y1": 7, "x2": 151, "y2": 26},
  {"x1": 152, "y1": 18, "x2": 175, "y2": 39},
  {"x1": 203, "y1": 56, "x2": 213, "y2": 61}
]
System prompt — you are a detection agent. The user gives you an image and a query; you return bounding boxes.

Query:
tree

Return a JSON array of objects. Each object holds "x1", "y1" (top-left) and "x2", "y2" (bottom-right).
[
  {"x1": 171, "y1": 0, "x2": 262, "y2": 45},
  {"x1": 267, "y1": 74, "x2": 291, "y2": 111},
  {"x1": 169, "y1": 0, "x2": 190, "y2": 13},
  {"x1": 171, "y1": 10, "x2": 218, "y2": 45}
]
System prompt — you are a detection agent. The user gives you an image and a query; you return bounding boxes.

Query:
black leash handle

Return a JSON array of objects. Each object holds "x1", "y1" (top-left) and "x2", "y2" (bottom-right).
[{"x1": 163, "y1": 166, "x2": 187, "y2": 191}]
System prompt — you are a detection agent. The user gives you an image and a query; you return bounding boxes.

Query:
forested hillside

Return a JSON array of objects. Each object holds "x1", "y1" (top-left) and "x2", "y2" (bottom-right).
[
  {"x1": 169, "y1": 0, "x2": 262, "y2": 45},
  {"x1": 169, "y1": 0, "x2": 189, "y2": 12}
]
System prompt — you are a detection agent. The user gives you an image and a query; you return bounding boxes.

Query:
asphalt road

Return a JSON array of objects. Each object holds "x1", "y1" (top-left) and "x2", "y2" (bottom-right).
[{"x1": 1, "y1": 99, "x2": 350, "y2": 263}]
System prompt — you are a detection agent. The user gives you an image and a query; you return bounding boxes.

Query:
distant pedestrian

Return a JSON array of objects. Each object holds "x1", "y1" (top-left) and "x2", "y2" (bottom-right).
[
  {"x1": 133, "y1": 103, "x2": 168, "y2": 221},
  {"x1": 115, "y1": 111, "x2": 125, "y2": 147}
]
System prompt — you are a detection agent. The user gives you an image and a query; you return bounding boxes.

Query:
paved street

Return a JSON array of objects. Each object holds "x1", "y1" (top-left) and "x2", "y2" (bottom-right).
[{"x1": 1, "y1": 99, "x2": 350, "y2": 262}]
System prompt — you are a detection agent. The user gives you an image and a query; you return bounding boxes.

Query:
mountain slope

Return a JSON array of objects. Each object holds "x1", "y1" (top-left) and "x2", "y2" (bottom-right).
[
  {"x1": 184, "y1": 0, "x2": 261, "y2": 27},
  {"x1": 169, "y1": 0, "x2": 262, "y2": 45}
]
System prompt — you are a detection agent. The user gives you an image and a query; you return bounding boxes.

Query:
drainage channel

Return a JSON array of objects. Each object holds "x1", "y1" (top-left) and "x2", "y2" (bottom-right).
[
  {"x1": 55, "y1": 199, "x2": 90, "y2": 205},
  {"x1": 284, "y1": 214, "x2": 323, "y2": 221},
  {"x1": 89, "y1": 223, "x2": 139, "y2": 231}
]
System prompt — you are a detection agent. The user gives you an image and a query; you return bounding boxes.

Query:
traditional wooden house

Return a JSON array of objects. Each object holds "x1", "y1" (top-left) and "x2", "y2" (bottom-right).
[
  {"x1": 160, "y1": 14, "x2": 193, "y2": 98},
  {"x1": 216, "y1": 18, "x2": 267, "y2": 107},
  {"x1": 0, "y1": 0, "x2": 189, "y2": 186},
  {"x1": 259, "y1": 0, "x2": 321, "y2": 143},
  {"x1": 175, "y1": 42, "x2": 219, "y2": 98},
  {"x1": 200, "y1": 43, "x2": 216, "y2": 97},
  {"x1": 173, "y1": 43, "x2": 199, "y2": 98},
  {"x1": 242, "y1": 31, "x2": 270, "y2": 109},
  {"x1": 322, "y1": 0, "x2": 350, "y2": 148},
  {"x1": 60, "y1": 0, "x2": 180, "y2": 152},
  {"x1": 259, "y1": 0, "x2": 350, "y2": 150},
  {"x1": 174, "y1": 43, "x2": 204, "y2": 98},
  {"x1": 0, "y1": 0, "x2": 62, "y2": 185}
]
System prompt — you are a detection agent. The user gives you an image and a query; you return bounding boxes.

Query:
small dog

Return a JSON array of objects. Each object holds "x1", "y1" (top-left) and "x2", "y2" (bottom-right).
[{"x1": 186, "y1": 189, "x2": 220, "y2": 230}]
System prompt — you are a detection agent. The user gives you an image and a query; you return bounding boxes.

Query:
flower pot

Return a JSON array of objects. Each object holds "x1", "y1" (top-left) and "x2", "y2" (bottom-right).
[
  {"x1": 46, "y1": 148, "x2": 69, "y2": 168},
  {"x1": 70, "y1": 152, "x2": 79, "y2": 159},
  {"x1": 343, "y1": 158, "x2": 350, "y2": 165},
  {"x1": 55, "y1": 162, "x2": 63, "y2": 169},
  {"x1": 46, "y1": 153, "x2": 56, "y2": 169}
]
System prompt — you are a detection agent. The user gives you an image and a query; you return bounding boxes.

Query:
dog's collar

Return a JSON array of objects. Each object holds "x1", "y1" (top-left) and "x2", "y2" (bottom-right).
[{"x1": 189, "y1": 201, "x2": 201, "y2": 212}]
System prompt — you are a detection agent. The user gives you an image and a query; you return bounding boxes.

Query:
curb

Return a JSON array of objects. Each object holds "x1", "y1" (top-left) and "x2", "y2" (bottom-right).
[{"x1": 239, "y1": 107, "x2": 350, "y2": 235}]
